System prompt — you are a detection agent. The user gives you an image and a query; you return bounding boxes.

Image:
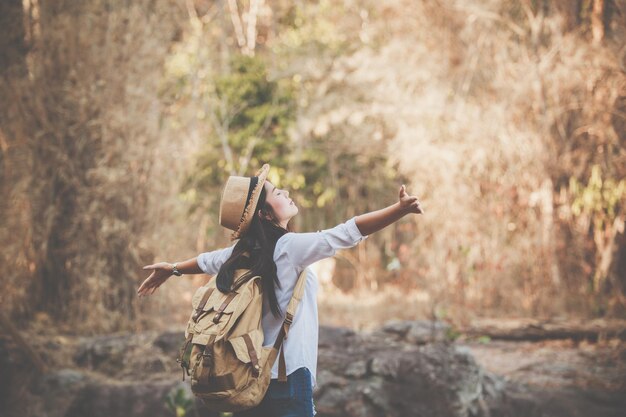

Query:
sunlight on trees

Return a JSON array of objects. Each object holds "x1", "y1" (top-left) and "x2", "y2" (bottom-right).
[{"x1": 1, "y1": 0, "x2": 625, "y2": 332}]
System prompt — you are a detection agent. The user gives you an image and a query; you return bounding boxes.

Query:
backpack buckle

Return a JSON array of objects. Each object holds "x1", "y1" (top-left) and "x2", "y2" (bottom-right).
[
  {"x1": 211, "y1": 292, "x2": 237, "y2": 324},
  {"x1": 202, "y1": 336, "x2": 216, "y2": 358},
  {"x1": 284, "y1": 313, "x2": 293, "y2": 324},
  {"x1": 192, "y1": 308, "x2": 202, "y2": 322},
  {"x1": 212, "y1": 312, "x2": 223, "y2": 324}
]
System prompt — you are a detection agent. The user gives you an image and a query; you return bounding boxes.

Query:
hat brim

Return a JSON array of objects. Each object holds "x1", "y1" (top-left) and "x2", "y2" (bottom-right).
[{"x1": 231, "y1": 163, "x2": 270, "y2": 240}]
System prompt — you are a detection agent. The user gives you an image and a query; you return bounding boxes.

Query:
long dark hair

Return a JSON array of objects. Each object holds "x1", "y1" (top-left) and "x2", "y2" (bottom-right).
[{"x1": 215, "y1": 185, "x2": 291, "y2": 318}]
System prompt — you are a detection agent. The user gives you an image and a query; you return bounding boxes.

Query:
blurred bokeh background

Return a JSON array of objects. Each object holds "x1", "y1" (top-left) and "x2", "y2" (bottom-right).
[{"x1": 1, "y1": 0, "x2": 625, "y2": 336}]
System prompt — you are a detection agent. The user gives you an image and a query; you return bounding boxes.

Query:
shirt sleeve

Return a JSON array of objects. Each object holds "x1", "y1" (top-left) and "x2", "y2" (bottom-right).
[
  {"x1": 197, "y1": 243, "x2": 237, "y2": 275},
  {"x1": 278, "y1": 216, "x2": 369, "y2": 269}
]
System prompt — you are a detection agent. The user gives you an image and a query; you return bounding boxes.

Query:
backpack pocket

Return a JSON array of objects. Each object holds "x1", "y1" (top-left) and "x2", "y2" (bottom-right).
[
  {"x1": 189, "y1": 339, "x2": 236, "y2": 398},
  {"x1": 227, "y1": 328, "x2": 264, "y2": 375},
  {"x1": 189, "y1": 329, "x2": 263, "y2": 398}
]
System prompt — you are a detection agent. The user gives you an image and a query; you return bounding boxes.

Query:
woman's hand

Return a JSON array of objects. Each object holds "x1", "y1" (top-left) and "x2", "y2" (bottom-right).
[
  {"x1": 354, "y1": 184, "x2": 423, "y2": 235},
  {"x1": 137, "y1": 262, "x2": 174, "y2": 297},
  {"x1": 398, "y1": 184, "x2": 423, "y2": 214}
]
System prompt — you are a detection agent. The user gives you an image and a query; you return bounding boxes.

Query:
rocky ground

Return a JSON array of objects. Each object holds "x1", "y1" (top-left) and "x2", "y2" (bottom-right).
[
  {"x1": 1, "y1": 318, "x2": 624, "y2": 417},
  {"x1": 461, "y1": 337, "x2": 626, "y2": 417},
  {"x1": 465, "y1": 338, "x2": 625, "y2": 392}
]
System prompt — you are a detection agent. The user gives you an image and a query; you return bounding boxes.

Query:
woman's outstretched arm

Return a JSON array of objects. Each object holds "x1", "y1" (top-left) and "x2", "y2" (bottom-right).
[
  {"x1": 137, "y1": 257, "x2": 203, "y2": 297},
  {"x1": 354, "y1": 184, "x2": 423, "y2": 236},
  {"x1": 137, "y1": 244, "x2": 236, "y2": 297},
  {"x1": 279, "y1": 184, "x2": 422, "y2": 270}
]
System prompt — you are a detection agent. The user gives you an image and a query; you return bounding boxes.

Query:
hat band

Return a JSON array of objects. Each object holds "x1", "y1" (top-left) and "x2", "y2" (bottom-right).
[{"x1": 243, "y1": 176, "x2": 259, "y2": 214}]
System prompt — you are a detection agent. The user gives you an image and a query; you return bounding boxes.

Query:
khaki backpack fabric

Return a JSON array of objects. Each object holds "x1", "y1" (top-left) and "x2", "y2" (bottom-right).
[{"x1": 177, "y1": 267, "x2": 308, "y2": 412}]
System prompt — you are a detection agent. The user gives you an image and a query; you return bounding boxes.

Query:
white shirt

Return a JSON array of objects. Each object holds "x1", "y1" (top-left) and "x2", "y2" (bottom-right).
[{"x1": 196, "y1": 216, "x2": 368, "y2": 389}]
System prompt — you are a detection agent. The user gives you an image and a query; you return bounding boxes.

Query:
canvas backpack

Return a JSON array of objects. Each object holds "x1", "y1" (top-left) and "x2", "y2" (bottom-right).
[{"x1": 176, "y1": 266, "x2": 308, "y2": 412}]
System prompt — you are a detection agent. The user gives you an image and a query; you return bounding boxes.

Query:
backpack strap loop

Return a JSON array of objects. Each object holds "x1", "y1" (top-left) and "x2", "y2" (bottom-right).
[
  {"x1": 242, "y1": 333, "x2": 261, "y2": 377},
  {"x1": 213, "y1": 292, "x2": 238, "y2": 323},
  {"x1": 197, "y1": 334, "x2": 217, "y2": 383},
  {"x1": 202, "y1": 334, "x2": 217, "y2": 358},
  {"x1": 284, "y1": 312, "x2": 293, "y2": 324},
  {"x1": 192, "y1": 288, "x2": 215, "y2": 322}
]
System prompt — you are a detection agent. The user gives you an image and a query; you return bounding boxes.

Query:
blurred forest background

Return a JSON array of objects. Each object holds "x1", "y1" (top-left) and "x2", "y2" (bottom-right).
[{"x1": 1, "y1": 0, "x2": 625, "y2": 335}]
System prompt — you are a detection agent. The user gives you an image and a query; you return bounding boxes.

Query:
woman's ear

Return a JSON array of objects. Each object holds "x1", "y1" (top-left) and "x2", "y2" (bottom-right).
[{"x1": 258, "y1": 209, "x2": 273, "y2": 222}]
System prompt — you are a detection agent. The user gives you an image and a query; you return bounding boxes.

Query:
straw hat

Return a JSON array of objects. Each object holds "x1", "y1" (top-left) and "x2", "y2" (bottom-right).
[{"x1": 219, "y1": 163, "x2": 271, "y2": 240}]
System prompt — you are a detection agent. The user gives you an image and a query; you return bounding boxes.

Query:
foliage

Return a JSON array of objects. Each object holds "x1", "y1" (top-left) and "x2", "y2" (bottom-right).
[
  {"x1": 569, "y1": 165, "x2": 626, "y2": 293},
  {"x1": 165, "y1": 387, "x2": 194, "y2": 417},
  {"x1": 570, "y1": 165, "x2": 625, "y2": 227},
  {"x1": 477, "y1": 335, "x2": 491, "y2": 344},
  {"x1": 163, "y1": 0, "x2": 404, "y2": 238},
  {"x1": 2, "y1": 0, "x2": 625, "y2": 335},
  {"x1": 0, "y1": 0, "x2": 185, "y2": 331},
  {"x1": 445, "y1": 326, "x2": 462, "y2": 342},
  {"x1": 177, "y1": 52, "x2": 296, "y2": 218}
]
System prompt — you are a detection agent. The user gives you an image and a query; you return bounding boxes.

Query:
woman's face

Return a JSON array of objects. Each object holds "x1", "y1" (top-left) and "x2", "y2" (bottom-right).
[{"x1": 261, "y1": 181, "x2": 298, "y2": 228}]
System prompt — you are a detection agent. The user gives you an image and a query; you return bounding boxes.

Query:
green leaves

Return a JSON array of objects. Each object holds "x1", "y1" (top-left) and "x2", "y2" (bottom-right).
[
  {"x1": 570, "y1": 164, "x2": 625, "y2": 221},
  {"x1": 164, "y1": 387, "x2": 194, "y2": 417}
]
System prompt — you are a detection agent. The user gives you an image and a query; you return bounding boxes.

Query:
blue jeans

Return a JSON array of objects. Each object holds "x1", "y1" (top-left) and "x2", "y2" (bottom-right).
[{"x1": 233, "y1": 366, "x2": 316, "y2": 417}]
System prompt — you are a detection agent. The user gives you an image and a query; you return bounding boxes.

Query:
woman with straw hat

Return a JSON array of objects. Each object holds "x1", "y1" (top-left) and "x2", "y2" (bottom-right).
[{"x1": 137, "y1": 163, "x2": 423, "y2": 416}]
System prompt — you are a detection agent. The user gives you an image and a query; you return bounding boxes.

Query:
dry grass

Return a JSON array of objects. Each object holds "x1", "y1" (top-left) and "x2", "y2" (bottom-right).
[{"x1": 2, "y1": 0, "x2": 625, "y2": 336}]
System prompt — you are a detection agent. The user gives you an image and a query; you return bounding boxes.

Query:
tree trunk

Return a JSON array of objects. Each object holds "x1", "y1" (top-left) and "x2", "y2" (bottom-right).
[
  {"x1": 592, "y1": 0, "x2": 606, "y2": 43},
  {"x1": 2, "y1": 0, "x2": 184, "y2": 332},
  {"x1": 0, "y1": 0, "x2": 27, "y2": 77},
  {"x1": 0, "y1": 0, "x2": 35, "y2": 323},
  {"x1": 459, "y1": 317, "x2": 626, "y2": 341}
]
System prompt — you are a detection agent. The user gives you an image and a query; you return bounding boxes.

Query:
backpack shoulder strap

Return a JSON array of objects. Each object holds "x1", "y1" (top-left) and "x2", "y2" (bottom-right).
[
  {"x1": 273, "y1": 267, "x2": 308, "y2": 382},
  {"x1": 285, "y1": 267, "x2": 308, "y2": 325}
]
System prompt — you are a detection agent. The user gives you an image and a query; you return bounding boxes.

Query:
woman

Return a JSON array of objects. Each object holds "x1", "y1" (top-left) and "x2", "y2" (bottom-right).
[{"x1": 137, "y1": 163, "x2": 423, "y2": 417}]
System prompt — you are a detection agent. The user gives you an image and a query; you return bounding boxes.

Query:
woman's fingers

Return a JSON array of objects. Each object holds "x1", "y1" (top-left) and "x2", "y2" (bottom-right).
[
  {"x1": 137, "y1": 282, "x2": 150, "y2": 296},
  {"x1": 399, "y1": 185, "x2": 424, "y2": 212},
  {"x1": 137, "y1": 278, "x2": 148, "y2": 292},
  {"x1": 137, "y1": 269, "x2": 169, "y2": 297},
  {"x1": 138, "y1": 263, "x2": 170, "y2": 296},
  {"x1": 139, "y1": 285, "x2": 154, "y2": 297},
  {"x1": 137, "y1": 271, "x2": 156, "y2": 296},
  {"x1": 401, "y1": 195, "x2": 419, "y2": 207}
]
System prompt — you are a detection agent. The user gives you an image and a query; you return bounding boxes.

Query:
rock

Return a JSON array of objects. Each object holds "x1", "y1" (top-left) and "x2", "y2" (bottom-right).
[
  {"x1": 0, "y1": 337, "x2": 13, "y2": 405},
  {"x1": 316, "y1": 337, "x2": 496, "y2": 417},
  {"x1": 319, "y1": 325, "x2": 358, "y2": 348},
  {"x1": 153, "y1": 330, "x2": 185, "y2": 354},
  {"x1": 36, "y1": 369, "x2": 91, "y2": 417},
  {"x1": 345, "y1": 360, "x2": 368, "y2": 378},
  {"x1": 373, "y1": 319, "x2": 451, "y2": 344},
  {"x1": 29, "y1": 370, "x2": 218, "y2": 417},
  {"x1": 73, "y1": 331, "x2": 175, "y2": 377},
  {"x1": 73, "y1": 333, "x2": 136, "y2": 373},
  {"x1": 64, "y1": 378, "x2": 178, "y2": 417},
  {"x1": 5, "y1": 319, "x2": 625, "y2": 417}
]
